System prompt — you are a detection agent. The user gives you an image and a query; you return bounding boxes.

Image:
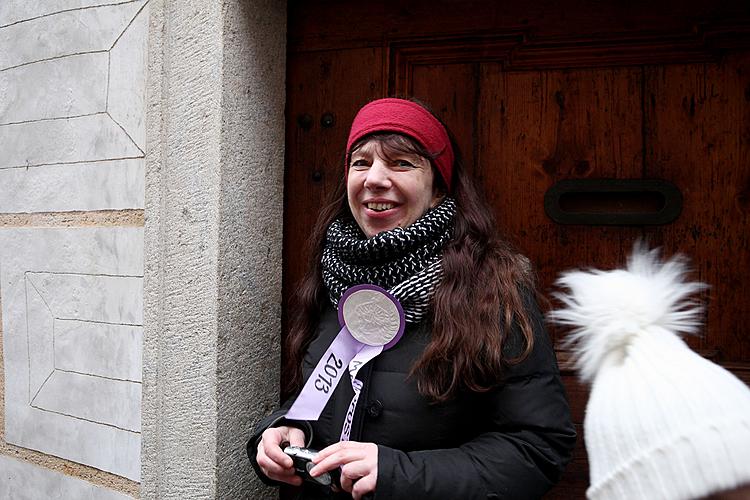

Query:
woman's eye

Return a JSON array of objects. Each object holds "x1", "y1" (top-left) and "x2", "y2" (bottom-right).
[
  {"x1": 395, "y1": 160, "x2": 415, "y2": 168},
  {"x1": 350, "y1": 159, "x2": 370, "y2": 169}
]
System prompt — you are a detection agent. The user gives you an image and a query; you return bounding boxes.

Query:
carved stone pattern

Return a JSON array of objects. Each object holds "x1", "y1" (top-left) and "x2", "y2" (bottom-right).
[
  {"x1": 0, "y1": 1, "x2": 148, "y2": 211},
  {"x1": 1, "y1": 228, "x2": 143, "y2": 481}
]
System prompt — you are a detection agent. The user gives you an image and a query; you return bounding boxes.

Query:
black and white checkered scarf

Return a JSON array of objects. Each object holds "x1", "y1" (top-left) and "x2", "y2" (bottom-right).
[{"x1": 322, "y1": 198, "x2": 456, "y2": 323}]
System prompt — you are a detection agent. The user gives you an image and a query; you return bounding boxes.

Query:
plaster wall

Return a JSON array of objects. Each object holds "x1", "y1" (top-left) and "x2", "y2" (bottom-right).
[{"x1": 0, "y1": 0, "x2": 148, "y2": 497}]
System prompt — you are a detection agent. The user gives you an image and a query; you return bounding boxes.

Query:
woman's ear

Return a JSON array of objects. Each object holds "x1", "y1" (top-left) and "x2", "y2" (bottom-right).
[{"x1": 430, "y1": 165, "x2": 448, "y2": 208}]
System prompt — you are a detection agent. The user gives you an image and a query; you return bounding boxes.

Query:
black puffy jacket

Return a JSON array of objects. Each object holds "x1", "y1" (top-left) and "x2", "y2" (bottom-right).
[{"x1": 248, "y1": 293, "x2": 576, "y2": 499}]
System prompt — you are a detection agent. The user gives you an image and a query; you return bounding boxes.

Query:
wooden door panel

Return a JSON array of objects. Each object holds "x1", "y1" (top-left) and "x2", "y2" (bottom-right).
[
  {"x1": 644, "y1": 54, "x2": 750, "y2": 360},
  {"x1": 409, "y1": 63, "x2": 479, "y2": 173},
  {"x1": 285, "y1": 3, "x2": 750, "y2": 498},
  {"x1": 477, "y1": 66, "x2": 645, "y2": 311},
  {"x1": 405, "y1": 63, "x2": 647, "y2": 339},
  {"x1": 283, "y1": 47, "x2": 384, "y2": 323}
]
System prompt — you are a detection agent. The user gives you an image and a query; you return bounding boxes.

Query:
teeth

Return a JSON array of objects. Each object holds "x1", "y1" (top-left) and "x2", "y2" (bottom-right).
[{"x1": 367, "y1": 202, "x2": 394, "y2": 211}]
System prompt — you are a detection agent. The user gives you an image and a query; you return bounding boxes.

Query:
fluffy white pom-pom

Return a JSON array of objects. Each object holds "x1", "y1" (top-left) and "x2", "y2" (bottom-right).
[{"x1": 548, "y1": 244, "x2": 707, "y2": 383}]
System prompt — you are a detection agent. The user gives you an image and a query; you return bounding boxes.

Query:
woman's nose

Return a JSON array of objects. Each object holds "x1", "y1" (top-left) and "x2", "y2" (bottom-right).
[{"x1": 363, "y1": 159, "x2": 391, "y2": 190}]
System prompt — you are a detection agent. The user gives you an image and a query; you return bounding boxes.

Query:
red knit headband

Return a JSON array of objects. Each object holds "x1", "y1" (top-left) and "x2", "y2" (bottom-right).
[{"x1": 346, "y1": 98, "x2": 454, "y2": 191}]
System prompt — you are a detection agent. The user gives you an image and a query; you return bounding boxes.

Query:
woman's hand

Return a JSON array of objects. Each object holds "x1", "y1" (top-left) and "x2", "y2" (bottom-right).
[
  {"x1": 256, "y1": 425, "x2": 307, "y2": 486},
  {"x1": 310, "y1": 441, "x2": 378, "y2": 499}
]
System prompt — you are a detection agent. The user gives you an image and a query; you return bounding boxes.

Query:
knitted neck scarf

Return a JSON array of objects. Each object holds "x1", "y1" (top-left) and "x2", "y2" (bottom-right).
[{"x1": 322, "y1": 198, "x2": 456, "y2": 323}]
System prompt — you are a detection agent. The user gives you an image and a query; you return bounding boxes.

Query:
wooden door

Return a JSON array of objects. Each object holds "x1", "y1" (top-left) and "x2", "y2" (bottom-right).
[{"x1": 284, "y1": 1, "x2": 750, "y2": 497}]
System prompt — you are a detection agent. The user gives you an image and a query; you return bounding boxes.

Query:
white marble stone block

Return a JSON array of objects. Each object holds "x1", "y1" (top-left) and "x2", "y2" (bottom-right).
[
  {"x1": 26, "y1": 272, "x2": 143, "y2": 325},
  {"x1": 0, "y1": 52, "x2": 108, "y2": 125},
  {"x1": 0, "y1": 2, "x2": 146, "y2": 71},
  {"x1": 108, "y1": 3, "x2": 149, "y2": 149},
  {"x1": 0, "y1": 114, "x2": 143, "y2": 168},
  {"x1": 0, "y1": 227, "x2": 143, "y2": 481},
  {"x1": 0, "y1": 0, "x2": 136, "y2": 27},
  {"x1": 25, "y1": 282, "x2": 56, "y2": 401},
  {"x1": 33, "y1": 370, "x2": 141, "y2": 431},
  {"x1": 55, "y1": 319, "x2": 143, "y2": 381},
  {"x1": 0, "y1": 1, "x2": 148, "y2": 213},
  {"x1": 0, "y1": 455, "x2": 135, "y2": 500},
  {"x1": 0, "y1": 159, "x2": 145, "y2": 212}
]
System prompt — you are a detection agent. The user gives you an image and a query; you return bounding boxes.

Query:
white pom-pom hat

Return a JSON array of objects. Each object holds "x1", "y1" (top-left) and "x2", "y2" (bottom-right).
[{"x1": 549, "y1": 245, "x2": 750, "y2": 500}]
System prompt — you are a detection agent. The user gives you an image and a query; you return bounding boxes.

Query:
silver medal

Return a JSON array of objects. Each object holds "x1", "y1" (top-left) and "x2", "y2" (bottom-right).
[{"x1": 342, "y1": 288, "x2": 402, "y2": 346}]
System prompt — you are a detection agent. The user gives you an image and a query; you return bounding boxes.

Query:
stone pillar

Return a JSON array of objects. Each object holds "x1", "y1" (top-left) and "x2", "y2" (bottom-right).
[{"x1": 141, "y1": 1, "x2": 286, "y2": 498}]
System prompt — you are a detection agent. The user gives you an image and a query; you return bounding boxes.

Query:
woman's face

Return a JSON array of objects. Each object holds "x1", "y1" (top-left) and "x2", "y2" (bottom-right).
[{"x1": 347, "y1": 139, "x2": 442, "y2": 238}]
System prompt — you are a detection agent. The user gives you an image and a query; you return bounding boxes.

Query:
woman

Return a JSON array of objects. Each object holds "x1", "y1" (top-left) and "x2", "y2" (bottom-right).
[{"x1": 248, "y1": 98, "x2": 576, "y2": 499}]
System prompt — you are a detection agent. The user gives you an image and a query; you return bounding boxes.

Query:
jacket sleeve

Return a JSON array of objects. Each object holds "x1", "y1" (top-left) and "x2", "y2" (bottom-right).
[
  {"x1": 247, "y1": 328, "x2": 324, "y2": 485},
  {"x1": 246, "y1": 397, "x2": 315, "y2": 487},
  {"x1": 375, "y1": 294, "x2": 577, "y2": 500}
]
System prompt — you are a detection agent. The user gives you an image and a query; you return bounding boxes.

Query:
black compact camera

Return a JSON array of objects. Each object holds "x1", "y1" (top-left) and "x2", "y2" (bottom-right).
[{"x1": 283, "y1": 446, "x2": 339, "y2": 487}]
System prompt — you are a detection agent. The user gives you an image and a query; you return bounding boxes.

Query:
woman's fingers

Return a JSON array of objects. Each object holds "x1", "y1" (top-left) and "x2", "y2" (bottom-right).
[
  {"x1": 258, "y1": 455, "x2": 302, "y2": 485},
  {"x1": 260, "y1": 439, "x2": 377, "y2": 493},
  {"x1": 352, "y1": 473, "x2": 377, "y2": 500},
  {"x1": 256, "y1": 426, "x2": 306, "y2": 486},
  {"x1": 259, "y1": 429, "x2": 293, "y2": 468},
  {"x1": 309, "y1": 441, "x2": 378, "y2": 497},
  {"x1": 339, "y1": 473, "x2": 355, "y2": 493},
  {"x1": 274, "y1": 472, "x2": 303, "y2": 487},
  {"x1": 341, "y1": 459, "x2": 372, "y2": 480},
  {"x1": 309, "y1": 442, "x2": 360, "y2": 475},
  {"x1": 287, "y1": 427, "x2": 306, "y2": 447},
  {"x1": 257, "y1": 442, "x2": 289, "y2": 476},
  {"x1": 312, "y1": 441, "x2": 376, "y2": 472},
  {"x1": 313, "y1": 440, "x2": 348, "y2": 461},
  {"x1": 339, "y1": 460, "x2": 372, "y2": 493}
]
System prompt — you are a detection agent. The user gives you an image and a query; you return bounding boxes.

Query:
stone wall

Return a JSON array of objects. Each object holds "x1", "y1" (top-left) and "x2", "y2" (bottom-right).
[
  {"x1": 141, "y1": 1, "x2": 286, "y2": 498},
  {"x1": 1, "y1": 0, "x2": 286, "y2": 498},
  {"x1": 1, "y1": 1, "x2": 286, "y2": 497},
  {"x1": 0, "y1": 0, "x2": 148, "y2": 497}
]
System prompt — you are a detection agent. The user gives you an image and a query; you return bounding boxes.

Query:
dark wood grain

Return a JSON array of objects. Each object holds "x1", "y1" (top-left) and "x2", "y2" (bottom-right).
[
  {"x1": 476, "y1": 65, "x2": 645, "y2": 315},
  {"x1": 643, "y1": 54, "x2": 750, "y2": 360},
  {"x1": 284, "y1": 2, "x2": 750, "y2": 498},
  {"x1": 409, "y1": 63, "x2": 479, "y2": 174},
  {"x1": 289, "y1": 0, "x2": 750, "y2": 52},
  {"x1": 283, "y1": 48, "x2": 384, "y2": 336}
]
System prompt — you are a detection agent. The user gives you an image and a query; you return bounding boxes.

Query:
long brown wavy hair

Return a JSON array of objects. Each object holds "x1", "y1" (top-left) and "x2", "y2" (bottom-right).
[{"x1": 283, "y1": 125, "x2": 536, "y2": 403}]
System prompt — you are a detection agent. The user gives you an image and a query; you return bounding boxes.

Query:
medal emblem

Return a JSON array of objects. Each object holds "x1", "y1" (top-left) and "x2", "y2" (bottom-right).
[
  {"x1": 286, "y1": 284, "x2": 404, "y2": 423},
  {"x1": 339, "y1": 284, "x2": 405, "y2": 348}
]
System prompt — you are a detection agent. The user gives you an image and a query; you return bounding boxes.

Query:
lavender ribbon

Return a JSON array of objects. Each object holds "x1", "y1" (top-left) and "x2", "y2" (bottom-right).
[
  {"x1": 340, "y1": 344, "x2": 382, "y2": 441},
  {"x1": 285, "y1": 285, "x2": 404, "y2": 432}
]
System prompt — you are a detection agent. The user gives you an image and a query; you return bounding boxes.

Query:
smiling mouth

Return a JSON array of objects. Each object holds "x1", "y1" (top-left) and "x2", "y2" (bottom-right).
[{"x1": 366, "y1": 202, "x2": 396, "y2": 212}]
